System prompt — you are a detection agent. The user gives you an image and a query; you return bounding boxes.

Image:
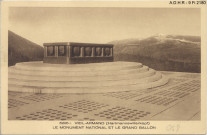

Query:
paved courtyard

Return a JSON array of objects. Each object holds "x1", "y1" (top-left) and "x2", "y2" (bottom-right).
[{"x1": 8, "y1": 71, "x2": 201, "y2": 121}]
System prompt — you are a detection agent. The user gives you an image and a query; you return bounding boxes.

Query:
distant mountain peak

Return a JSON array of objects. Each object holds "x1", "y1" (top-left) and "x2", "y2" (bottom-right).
[
  {"x1": 151, "y1": 33, "x2": 168, "y2": 39},
  {"x1": 154, "y1": 33, "x2": 166, "y2": 37}
]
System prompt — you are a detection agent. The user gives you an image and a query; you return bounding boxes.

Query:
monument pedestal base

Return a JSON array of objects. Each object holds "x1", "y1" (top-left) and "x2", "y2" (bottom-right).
[{"x1": 8, "y1": 61, "x2": 168, "y2": 93}]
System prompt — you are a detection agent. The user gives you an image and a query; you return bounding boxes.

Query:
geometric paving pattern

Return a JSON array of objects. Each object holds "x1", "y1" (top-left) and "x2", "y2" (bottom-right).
[
  {"x1": 168, "y1": 82, "x2": 200, "y2": 92},
  {"x1": 8, "y1": 71, "x2": 201, "y2": 121},
  {"x1": 94, "y1": 106, "x2": 151, "y2": 121},
  {"x1": 20, "y1": 94, "x2": 65, "y2": 102},
  {"x1": 15, "y1": 109, "x2": 78, "y2": 120},
  {"x1": 8, "y1": 99, "x2": 29, "y2": 108},
  {"x1": 102, "y1": 92, "x2": 142, "y2": 100},
  {"x1": 153, "y1": 90, "x2": 190, "y2": 98},
  {"x1": 59, "y1": 100, "x2": 109, "y2": 113},
  {"x1": 135, "y1": 95, "x2": 178, "y2": 106},
  {"x1": 8, "y1": 91, "x2": 25, "y2": 97}
]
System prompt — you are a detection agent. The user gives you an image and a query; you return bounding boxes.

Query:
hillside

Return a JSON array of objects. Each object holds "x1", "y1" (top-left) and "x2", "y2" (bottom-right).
[
  {"x1": 8, "y1": 31, "x2": 44, "y2": 66},
  {"x1": 110, "y1": 34, "x2": 201, "y2": 73}
]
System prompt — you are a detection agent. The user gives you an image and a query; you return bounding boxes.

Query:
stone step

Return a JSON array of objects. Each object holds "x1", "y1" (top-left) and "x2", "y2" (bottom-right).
[
  {"x1": 9, "y1": 68, "x2": 155, "y2": 82},
  {"x1": 8, "y1": 74, "x2": 168, "y2": 93},
  {"x1": 8, "y1": 71, "x2": 161, "y2": 87},
  {"x1": 15, "y1": 61, "x2": 142, "y2": 71},
  {"x1": 9, "y1": 65, "x2": 149, "y2": 77}
]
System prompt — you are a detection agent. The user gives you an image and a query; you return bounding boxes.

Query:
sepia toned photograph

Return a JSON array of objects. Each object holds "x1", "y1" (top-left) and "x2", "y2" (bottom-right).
[
  {"x1": 7, "y1": 7, "x2": 201, "y2": 121},
  {"x1": 1, "y1": 1, "x2": 206, "y2": 134}
]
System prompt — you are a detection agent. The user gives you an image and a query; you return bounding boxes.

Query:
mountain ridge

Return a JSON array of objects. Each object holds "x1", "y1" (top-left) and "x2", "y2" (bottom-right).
[
  {"x1": 110, "y1": 34, "x2": 201, "y2": 73},
  {"x1": 8, "y1": 30, "x2": 44, "y2": 66}
]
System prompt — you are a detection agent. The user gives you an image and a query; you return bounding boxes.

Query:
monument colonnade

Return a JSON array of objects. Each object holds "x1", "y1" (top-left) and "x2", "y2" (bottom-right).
[{"x1": 43, "y1": 42, "x2": 114, "y2": 64}]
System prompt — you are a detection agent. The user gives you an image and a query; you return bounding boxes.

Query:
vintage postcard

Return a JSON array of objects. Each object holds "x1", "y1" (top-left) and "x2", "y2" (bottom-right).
[{"x1": 0, "y1": 0, "x2": 206, "y2": 134}]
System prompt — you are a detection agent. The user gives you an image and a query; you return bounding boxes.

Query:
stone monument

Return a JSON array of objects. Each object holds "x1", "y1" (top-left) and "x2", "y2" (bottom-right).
[{"x1": 43, "y1": 42, "x2": 114, "y2": 64}]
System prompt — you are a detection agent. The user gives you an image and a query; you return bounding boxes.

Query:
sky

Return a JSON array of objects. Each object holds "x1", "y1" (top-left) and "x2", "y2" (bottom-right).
[{"x1": 9, "y1": 7, "x2": 201, "y2": 46}]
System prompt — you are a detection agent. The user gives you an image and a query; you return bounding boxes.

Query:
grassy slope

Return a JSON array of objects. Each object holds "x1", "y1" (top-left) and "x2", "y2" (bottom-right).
[
  {"x1": 8, "y1": 31, "x2": 44, "y2": 66},
  {"x1": 111, "y1": 35, "x2": 201, "y2": 73}
]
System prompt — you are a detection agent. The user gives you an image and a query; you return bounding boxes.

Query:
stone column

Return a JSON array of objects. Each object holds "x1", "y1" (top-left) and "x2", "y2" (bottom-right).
[
  {"x1": 111, "y1": 47, "x2": 113, "y2": 56},
  {"x1": 81, "y1": 47, "x2": 85, "y2": 57},
  {"x1": 66, "y1": 46, "x2": 69, "y2": 64},
  {"x1": 67, "y1": 46, "x2": 70, "y2": 57},
  {"x1": 92, "y1": 47, "x2": 95, "y2": 57},
  {"x1": 44, "y1": 46, "x2": 47, "y2": 57},
  {"x1": 55, "y1": 46, "x2": 58, "y2": 57},
  {"x1": 101, "y1": 47, "x2": 104, "y2": 57}
]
